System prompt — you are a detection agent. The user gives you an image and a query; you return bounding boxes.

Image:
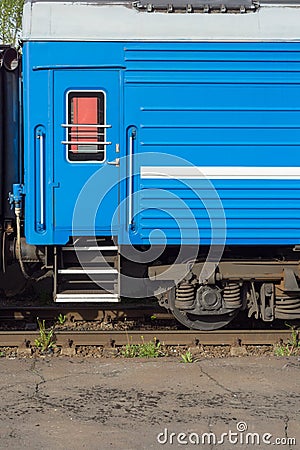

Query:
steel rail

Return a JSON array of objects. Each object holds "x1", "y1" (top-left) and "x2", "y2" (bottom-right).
[
  {"x1": 0, "y1": 305, "x2": 170, "y2": 321},
  {"x1": 0, "y1": 329, "x2": 293, "y2": 348}
]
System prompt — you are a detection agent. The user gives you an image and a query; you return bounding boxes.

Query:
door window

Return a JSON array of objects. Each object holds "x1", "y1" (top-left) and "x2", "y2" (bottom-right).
[{"x1": 63, "y1": 91, "x2": 110, "y2": 162}]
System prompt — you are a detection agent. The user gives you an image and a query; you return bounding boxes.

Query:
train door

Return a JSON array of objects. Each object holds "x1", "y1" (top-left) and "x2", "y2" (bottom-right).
[{"x1": 53, "y1": 70, "x2": 120, "y2": 241}]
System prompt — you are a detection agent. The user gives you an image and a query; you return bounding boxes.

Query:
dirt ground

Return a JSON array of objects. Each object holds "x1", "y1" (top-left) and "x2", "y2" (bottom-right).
[{"x1": 0, "y1": 356, "x2": 299, "y2": 450}]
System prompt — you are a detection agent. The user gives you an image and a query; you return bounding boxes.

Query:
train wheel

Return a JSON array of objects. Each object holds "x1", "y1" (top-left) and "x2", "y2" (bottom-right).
[{"x1": 171, "y1": 307, "x2": 238, "y2": 331}]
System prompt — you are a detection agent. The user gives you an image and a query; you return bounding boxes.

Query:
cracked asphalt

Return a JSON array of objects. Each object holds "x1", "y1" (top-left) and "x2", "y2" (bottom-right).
[{"x1": 0, "y1": 356, "x2": 299, "y2": 450}]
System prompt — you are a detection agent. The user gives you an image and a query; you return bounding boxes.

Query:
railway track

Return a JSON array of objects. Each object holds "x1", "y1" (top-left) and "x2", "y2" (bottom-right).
[
  {"x1": 0, "y1": 305, "x2": 171, "y2": 321},
  {"x1": 0, "y1": 329, "x2": 293, "y2": 348}
]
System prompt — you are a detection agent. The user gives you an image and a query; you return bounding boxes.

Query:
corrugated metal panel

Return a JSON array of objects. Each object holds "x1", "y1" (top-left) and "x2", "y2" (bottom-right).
[{"x1": 124, "y1": 43, "x2": 300, "y2": 244}]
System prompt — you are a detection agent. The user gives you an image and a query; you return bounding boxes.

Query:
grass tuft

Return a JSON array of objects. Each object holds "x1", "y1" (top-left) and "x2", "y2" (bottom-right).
[
  {"x1": 122, "y1": 336, "x2": 164, "y2": 358},
  {"x1": 34, "y1": 318, "x2": 56, "y2": 352},
  {"x1": 274, "y1": 324, "x2": 300, "y2": 357},
  {"x1": 180, "y1": 350, "x2": 194, "y2": 363}
]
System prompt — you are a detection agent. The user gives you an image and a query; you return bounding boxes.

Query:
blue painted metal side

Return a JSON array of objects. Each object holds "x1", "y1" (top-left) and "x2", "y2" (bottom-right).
[
  {"x1": 23, "y1": 43, "x2": 123, "y2": 244},
  {"x1": 23, "y1": 41, "x2": 300, "y2": 245}
]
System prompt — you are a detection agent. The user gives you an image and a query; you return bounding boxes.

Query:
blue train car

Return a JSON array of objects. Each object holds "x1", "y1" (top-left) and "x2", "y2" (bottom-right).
[{"x1": 6, "y1": 0, "x2": 300, "y2": 328}]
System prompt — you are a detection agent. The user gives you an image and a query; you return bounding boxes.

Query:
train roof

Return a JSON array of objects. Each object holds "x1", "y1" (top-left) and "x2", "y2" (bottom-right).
[{"x1": 22, "y1": 0, "x2": 300, "y2": 42}]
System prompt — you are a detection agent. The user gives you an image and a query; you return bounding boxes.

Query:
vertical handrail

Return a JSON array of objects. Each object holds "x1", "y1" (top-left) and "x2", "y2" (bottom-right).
[
  {"x1": 37, "y1": 130, "x2": 45, "y2": 229},
  {"x1": 128, "y1": 128, "x2": 136, "y2": 226}
]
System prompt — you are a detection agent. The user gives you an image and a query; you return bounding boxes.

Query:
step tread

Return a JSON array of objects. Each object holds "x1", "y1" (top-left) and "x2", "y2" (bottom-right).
[
  {"x1": 58, "y1": 268, "x2": 118, "y2": 274},
  {"x1": 58, "y1": 289, "x2": 117, "y2": 294},
  {"x1": 55, "y1": 293, "x2": 120, "y2": 303}
]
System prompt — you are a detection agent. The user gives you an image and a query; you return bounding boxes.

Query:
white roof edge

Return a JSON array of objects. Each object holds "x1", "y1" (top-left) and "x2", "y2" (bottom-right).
[{"x1": 22, "y1": 2, "x2": 300, "y2": 41}]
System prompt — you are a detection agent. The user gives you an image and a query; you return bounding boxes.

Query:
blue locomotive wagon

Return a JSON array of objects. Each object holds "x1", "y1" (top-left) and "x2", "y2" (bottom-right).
[{"x1": 4, "y1": 0, "x2": 300, "y2": 329}]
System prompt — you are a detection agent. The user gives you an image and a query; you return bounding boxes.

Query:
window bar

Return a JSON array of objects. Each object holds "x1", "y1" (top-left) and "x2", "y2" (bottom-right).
[
  {"x1": 61, "y1": 124, "x2": 111, "y2": 128},
  {"x1": 62, "y1": 140, "x2": 111, "y2": 145}
]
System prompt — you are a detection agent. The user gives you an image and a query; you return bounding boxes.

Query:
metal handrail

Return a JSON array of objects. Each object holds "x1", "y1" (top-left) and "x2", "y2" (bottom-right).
[
  {"x1": 128, "y1": 129, "x2": 136, "y2": 225},
  {"x1": 37, "y1": 131, "x2": 44, "y2": 228}
]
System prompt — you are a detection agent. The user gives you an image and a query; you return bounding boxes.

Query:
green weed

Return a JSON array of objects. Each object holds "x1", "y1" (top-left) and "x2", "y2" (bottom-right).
[
  {"x1": 274, "y1": 324, "x2": 299, "y2": 357},
  {"x1": 34, "y1": 318, "x2": 56, "y2": 352},
  {"x1": 180, "y1": 350, "x2": 194, "y2": 363},
  {"x1": 57, "y1": 313, "x2": 67, "y2": 325},
  {"x1": 122, "y1": 336, "x2": 164, "y2": 358}
]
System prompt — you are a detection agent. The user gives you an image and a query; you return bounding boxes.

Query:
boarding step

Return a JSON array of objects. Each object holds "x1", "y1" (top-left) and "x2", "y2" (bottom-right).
[
  {"x1": 54, "y1": 237, "x2": 120, "y2": 303},
  {"x1": 61, "y1": 244, "x2": 118, "y2": 265},
  {"x1": 55, "y1": 293, "x2": 120, "y2": 303}
]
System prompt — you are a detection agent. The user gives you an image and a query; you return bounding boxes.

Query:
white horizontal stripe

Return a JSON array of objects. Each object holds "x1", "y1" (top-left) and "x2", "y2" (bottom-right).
[
  {"x1": 62, "y1": 246, "x2": 118, "y2": 251},
  {"x1": 140, "y1": 166, "x2": 300, "y2": 180}
]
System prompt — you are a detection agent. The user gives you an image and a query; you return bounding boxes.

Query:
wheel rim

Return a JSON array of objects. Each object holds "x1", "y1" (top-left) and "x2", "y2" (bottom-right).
[{"x1": 172, "y1": 307, "x2": 239, "y2": 331}]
